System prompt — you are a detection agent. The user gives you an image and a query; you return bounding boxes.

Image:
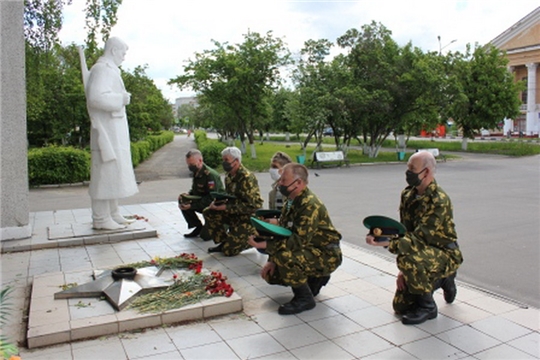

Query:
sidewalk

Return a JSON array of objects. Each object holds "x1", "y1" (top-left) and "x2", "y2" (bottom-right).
[{"x1": 2, "y1": 202, "x2": 538, "y2": 359}]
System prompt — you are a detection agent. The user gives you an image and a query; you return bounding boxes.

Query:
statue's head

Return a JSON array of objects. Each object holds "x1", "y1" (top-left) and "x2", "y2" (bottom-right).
[{"x1": 104, "y1": 37, "x2": 129, "y2": 66}]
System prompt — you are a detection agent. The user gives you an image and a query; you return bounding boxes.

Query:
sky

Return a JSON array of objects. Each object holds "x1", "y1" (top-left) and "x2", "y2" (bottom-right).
[{"x1": 59, "y1": 1, "x2": 540, "y2": 103}]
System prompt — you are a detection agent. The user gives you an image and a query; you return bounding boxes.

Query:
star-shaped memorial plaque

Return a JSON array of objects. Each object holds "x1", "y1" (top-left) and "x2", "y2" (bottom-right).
[{"x1": 54, "y1": 266, "x2": 171, "y2": 311}]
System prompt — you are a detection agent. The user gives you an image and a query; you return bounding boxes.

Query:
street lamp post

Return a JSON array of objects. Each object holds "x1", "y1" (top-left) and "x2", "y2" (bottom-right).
[{"x1": 438, "y1": 36, "x2": 457, "y2": 55}]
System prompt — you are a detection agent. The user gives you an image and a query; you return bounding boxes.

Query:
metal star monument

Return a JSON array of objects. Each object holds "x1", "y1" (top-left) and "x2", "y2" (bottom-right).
[{"x1": 54, "y1": 266, "x2": 171, "y2": 311}]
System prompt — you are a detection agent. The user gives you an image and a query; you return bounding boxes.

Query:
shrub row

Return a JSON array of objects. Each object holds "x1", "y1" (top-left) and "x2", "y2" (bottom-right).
[
  {"x1": 29, "y1": 131, "x2": 174, "y2": 186},
  {"x1": 194, "y1": 130, "x2": 226, "y2": 169},
  {"x1": 28, "y1": 146, "x2": 91, "y2": 186}
]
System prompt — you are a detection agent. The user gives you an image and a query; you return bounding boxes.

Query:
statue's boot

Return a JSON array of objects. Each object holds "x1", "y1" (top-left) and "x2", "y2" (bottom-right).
[{"x1": 92, "y1": 199, "x2": 127, "y2": 230}]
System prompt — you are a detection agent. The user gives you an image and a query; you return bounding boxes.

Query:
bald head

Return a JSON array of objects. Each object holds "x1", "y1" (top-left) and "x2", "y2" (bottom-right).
[{"x1": 408, "y1": 151, "x2": 436, "y2": 174}]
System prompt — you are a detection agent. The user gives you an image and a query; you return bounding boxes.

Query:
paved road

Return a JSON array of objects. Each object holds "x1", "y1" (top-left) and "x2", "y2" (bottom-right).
[{"x1": 29, "y1": 135, "x2": 540, "y2": 308}]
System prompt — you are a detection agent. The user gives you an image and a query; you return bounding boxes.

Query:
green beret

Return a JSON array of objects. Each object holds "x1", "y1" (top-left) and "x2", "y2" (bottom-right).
[
  {"x1": 363, "y1": 215, "x2": 406, "y2": 242},
  {"x1": 250, "y1": 217, "x2": 291, "y2": 241},
  {"x1": 255, "y1": 209, "x2": 282, "y2": 219},
  {"x1": 210, "y1": 192, "x2": 236, "y2": 205},
  {"x1": 180, "y1": 194, "x2": 202, "y2": 204}
]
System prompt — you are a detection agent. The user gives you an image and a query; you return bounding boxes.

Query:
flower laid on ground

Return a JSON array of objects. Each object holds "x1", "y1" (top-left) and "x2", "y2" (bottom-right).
[{"x1": 125, "y1": 254, "x2": 234, "y2": 314}]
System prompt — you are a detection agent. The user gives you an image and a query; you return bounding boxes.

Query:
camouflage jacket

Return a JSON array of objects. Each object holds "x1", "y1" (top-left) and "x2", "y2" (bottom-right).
[
  {"x1": 267, "y1": 187, "x2": 341, "y2": 255},
  {"x1": 389, "y1": 180, "x2": 459, "y2": 255},
  {"x1": 189, "y1": 164, "x2": 224, "y2": 210},
  {"x1": 224, "y1": 164, "x2": 263, "y2": 216}
]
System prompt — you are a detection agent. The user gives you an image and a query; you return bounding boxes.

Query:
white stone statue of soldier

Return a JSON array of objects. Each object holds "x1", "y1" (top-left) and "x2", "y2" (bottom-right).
[{"x1": 81, "y1": 37, "x2": 138, "y2": 230}]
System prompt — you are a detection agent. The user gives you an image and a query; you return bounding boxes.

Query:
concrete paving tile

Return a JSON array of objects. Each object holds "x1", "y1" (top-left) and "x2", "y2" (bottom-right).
[
  {"x1": 435, "y1": 325, "x2": 501, "y2": 355},
  {"x1": 27, "y1": 321, "x2": 71, "y2": 349},
  {"x1": 471, "y1": 316, "x2": 533, "y2": 342},
  {"x1": 269, "y1": 323, "x2": 327, "y2": 350},
  {"x1": 333, "y1": 330, "x2": 394, "y2": 358},
  {"x1": 290, "y1": 340, "x2": 355, "y2": 360},
  {"x1": 227, "y1": 331, "x2": 287, "y2": 359},
  {"x1": 70, "y1": 314, "x2": 119, "y2": 341}
]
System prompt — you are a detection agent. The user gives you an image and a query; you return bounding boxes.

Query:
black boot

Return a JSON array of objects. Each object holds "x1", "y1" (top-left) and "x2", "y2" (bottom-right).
[
  {"x1": 208, "y1": 243, "x2": 224, "y2": 253},
  {"x1": 402, "y1": 293, "x2": 438, "y2": 325},
  {"x1": 307, "y1": 275, "x2": 331, "y2": 296},
  {"x1": 278, "y1": 284, "x2": 316, "y2": 315},
  {"x1": 441, "y1": 273, "x2": 457, "y2": 303},
  {"x1": 184, "y1": 225, "x2": 202, "y2": 238}
]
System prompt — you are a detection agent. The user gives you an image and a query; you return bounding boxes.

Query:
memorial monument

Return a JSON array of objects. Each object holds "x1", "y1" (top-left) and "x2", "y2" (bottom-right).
[{"x1": 81, "y1": 37, "x2": 139, "y2": 230}]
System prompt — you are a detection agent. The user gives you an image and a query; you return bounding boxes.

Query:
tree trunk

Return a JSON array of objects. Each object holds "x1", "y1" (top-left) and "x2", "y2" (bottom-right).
[
  {"x1": 250, "y1": 142, "x2": 257, "y2": 159},
  {"x1": 286, "y1": 132, "x2": 290, "y2": 141},
  {"x1": 461, "y1": 137, "x2": 468, "y2": 151}
]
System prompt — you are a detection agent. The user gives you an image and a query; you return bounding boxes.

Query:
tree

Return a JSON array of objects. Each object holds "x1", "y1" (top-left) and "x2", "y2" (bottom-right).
[
  {"x1": 445, "y1": 44, "x2": 523, "y2": 149},
  {"x1": 123, "y1": 66, "x2": 174, "y2": 140},
  {"x1": 169, "y1": 30, "x2": 291, "y2": 158}
]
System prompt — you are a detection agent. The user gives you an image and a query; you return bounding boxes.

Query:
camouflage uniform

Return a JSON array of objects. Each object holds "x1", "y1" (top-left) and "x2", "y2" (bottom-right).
[
  {"x1": 389, "y1": 180, "x2": 463, "y2": 314},
  {"x1": 268, "y1": 181, "x2": 286, "y2": 210},
  {"x1": 265, "y1": 187, "x2": 342, "y2": 287},
  {"x1": 181, "y1": 164, "x2": 224, "y2": 229},
  {"x1": 203, "y1": 164, "x2": 263, "y2": 256}
]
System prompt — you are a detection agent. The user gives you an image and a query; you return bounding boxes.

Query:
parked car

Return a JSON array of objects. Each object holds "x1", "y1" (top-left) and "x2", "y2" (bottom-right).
[
  {"x1": 322, "y1": 127, "x2": 334, "y2": 136},
  {"x1": 480, "y1": 129, "x2": 490, "y2": 136}
]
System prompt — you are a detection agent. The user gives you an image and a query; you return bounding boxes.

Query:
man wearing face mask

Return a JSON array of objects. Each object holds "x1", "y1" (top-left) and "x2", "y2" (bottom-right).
[
  {"x1": 366, "y1": 151, "x2": 463, "y2": 325},
  {"x1": 268, "y1": 151, "x2": 292, "y2": 210},
  {"x1": 248, "y1": 163, "x2": 342, "y2": 315},
  {"x1": 178, "y1": 150, "x2": 224, "y2": 238},
  {"x1": 203, "y1": 146, "x2": 263, "y2": 256}
]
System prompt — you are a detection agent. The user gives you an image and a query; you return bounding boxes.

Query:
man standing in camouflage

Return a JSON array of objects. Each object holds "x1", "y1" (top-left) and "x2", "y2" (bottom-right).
[
  {"x1": 204, "y1": 147, "x2": 263, "y2": 256},
  {"x1": 178, "y1": 149, "x2": 224, "y2": 239},
  {"x1": 249, "y1": 163, "x2": 342, "y2": 315},
  {"x1": 366, "y1": 151, "x2": 463, "y2": 325}
]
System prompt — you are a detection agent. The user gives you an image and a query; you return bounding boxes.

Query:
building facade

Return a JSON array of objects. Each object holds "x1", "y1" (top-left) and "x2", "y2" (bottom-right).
[{"x1": 490, "y1": 6, "x2": 540, "y2": 136}]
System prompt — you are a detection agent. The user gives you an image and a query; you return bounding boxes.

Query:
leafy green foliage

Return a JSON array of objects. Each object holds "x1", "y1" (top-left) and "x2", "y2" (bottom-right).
[
  {"x1": 194, "y1": 130, "x2": 226, "y2": 169},
  {"x1": 28, "y1": 146, "x2": 91, "y2": 186},
  {"x1": 0, "y1": 286, "x2": 19, "y2": 358},
  {"x1": 445, "y1": 44, "x2": 522, "y2": 139},
  {"x1": 169, "y1": 31, "x2": 292, "y2": 155}
]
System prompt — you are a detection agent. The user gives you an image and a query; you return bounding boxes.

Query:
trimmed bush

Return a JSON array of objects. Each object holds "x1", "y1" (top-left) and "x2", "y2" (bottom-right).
[
  {"x1": 29, "y1": 131, "x2": 175, "y2": 186},
  {"x1": 199, "y1": 141, "x2": 227, "y2": 169},
  {"x1": 28, "y1": 146, "x2": 91, "y2": 186}
]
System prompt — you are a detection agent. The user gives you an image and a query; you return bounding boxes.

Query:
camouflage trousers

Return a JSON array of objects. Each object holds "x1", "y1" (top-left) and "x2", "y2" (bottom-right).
[
  {"x1": 393, "y1": 246, "x2": 462, "y2": 314},
  {"x1": 266, "y1": 244, "x2": 342, "y2": 288},
  {"x1": 202, "y1": 209, "x2": 254, "y2": 257}
]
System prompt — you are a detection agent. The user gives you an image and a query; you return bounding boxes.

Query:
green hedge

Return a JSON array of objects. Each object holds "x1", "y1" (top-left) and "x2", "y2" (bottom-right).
[
  {"x1": 28, "y1": 146, "x2": 91, "y2": 186},
  {"x1": 29, "y1": 131, "x2": 175, "y2": 186},
  {"x1": 194, "y1": 130, "x2": 226, "y2": 169}
]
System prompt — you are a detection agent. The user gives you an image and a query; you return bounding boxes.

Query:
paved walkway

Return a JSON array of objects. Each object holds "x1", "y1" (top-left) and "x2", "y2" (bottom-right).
[{"x1": 1, "y1": 202, "x2": 539, "y2": 359}]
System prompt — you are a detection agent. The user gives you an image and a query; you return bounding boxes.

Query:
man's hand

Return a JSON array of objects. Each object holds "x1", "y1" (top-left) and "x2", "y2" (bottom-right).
[
  {"x1": 179, "y1": 203, "x2": 191, "y2": 210},
  {"x1": 208, "y1": 200, "x2": 226, "y2": 211},
  {"x1": 265, "y1": 218, "x2": 278, "y2": 225},
  {"x1": 248, "y1": 235, "x2": 267, "y2": 250},
  {"x1": 396, "y1": 272, "x2": 407, "y2": 291},
  {"x1": 260, "y1": 261, "x2": 276, "y2": 280},
  {"x1": 365, "y1": 234, "x2": 390, "y2": 247}
]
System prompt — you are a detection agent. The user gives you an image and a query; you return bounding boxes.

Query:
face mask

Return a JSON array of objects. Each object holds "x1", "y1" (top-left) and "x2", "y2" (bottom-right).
[
  {"x1": 406, "y1": 168, "x2": 427, "y2": 187},
  {"x1": 188, "y1": 165, "x2": 199, "y2": 173},
  {"x1": 269, "y1": 168, "x2": 281, "y2": 181},
  {"x1": 222, "y1": 159, "x2": 236, "y2": 172},
  {"x1": 279, "y1": 179, "x2": 298, "y2": 197}
]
